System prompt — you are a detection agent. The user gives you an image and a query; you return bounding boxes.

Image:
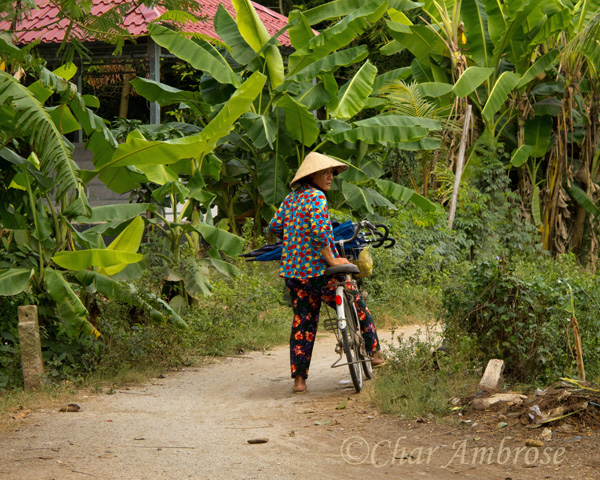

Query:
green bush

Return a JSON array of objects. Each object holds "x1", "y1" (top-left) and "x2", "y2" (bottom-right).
[{"x1": 442, "y1": 254, "x2": 600, "y2": 383}]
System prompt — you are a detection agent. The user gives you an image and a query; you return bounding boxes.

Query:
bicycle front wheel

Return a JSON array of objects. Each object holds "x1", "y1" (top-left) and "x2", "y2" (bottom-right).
[{"x1": 342, "y1": 295, "x2": 363, "y2": 393}]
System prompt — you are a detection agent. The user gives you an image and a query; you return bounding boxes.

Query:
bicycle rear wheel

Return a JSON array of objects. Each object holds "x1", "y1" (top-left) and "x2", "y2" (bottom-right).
[{"x1": 342, "y1": 295, "x2": 363, "y2": 392}]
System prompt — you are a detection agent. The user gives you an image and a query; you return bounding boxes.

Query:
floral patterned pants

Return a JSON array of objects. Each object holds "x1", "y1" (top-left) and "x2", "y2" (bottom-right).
[{"x1": 284, "y1": 275, "x2": 380, "y2": 379}]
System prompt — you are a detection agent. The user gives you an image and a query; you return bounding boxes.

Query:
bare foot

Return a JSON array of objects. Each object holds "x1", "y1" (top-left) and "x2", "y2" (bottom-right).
[{"x1": 292, "y1": 376, "x2": 307, "y2": 393}]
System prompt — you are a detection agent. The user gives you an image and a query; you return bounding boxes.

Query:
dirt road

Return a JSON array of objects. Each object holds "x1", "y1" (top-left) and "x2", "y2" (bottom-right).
[{"x1": 0, "y1": 326, "x2": 598, "y2": 480}]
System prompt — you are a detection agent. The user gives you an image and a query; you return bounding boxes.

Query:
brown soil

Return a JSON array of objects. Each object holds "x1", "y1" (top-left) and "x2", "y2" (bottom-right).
[{"x1": 0, "y1": 326, "x2": 598, "y2": 480}]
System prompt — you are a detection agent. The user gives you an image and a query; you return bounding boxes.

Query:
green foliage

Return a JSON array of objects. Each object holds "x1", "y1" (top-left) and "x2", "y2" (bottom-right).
[
  {"x1": 442, "y1": 254, "x2": 600, "y2": 383},
  {"x1": 185, "y1": 261, "x2": 289, "y2": 355},
  {"x1": 0, "y1": 295, "x2": 25, "y2": 389},
  {"x1": 371, "y1": 327, "x2": 479, "y2": 419},
  {"x1": 447, "y1": 140, "x2": 540, "y2": 261},
  {"x1": 360, "y1": 204, "x2": 459, "y2": 325}
]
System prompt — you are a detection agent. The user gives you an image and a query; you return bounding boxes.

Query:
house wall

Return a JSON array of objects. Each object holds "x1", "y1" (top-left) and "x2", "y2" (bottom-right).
[{"x1": 74, "y1": 142, "x2": 129, "y2": 207}]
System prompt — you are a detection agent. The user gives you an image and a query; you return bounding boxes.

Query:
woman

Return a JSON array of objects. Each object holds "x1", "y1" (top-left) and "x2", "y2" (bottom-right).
[{"x1": 269, "y1": 152, "x2": 384, "y2": 394}]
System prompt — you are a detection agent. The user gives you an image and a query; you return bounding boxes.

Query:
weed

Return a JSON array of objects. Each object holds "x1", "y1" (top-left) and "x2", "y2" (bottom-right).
[{"x1": 370, "y1": 326, "x2": 479, "y2": 420}]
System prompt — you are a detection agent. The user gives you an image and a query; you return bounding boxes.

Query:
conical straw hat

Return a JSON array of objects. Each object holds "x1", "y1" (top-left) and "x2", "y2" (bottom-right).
[{"x1": 290, "y1": 152, "x2": 348, "y2": 189}]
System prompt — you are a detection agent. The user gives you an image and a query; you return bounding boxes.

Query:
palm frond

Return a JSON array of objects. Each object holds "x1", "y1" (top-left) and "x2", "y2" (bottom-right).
[
  {"x1": 0, "y1": 70, "x2": 90, "y2": 216},
  {"x1": 155, "y1": 10, "x2": 205, "y2": 24},
  {"x1": 379, "y1": 81, "x2": 438, "y2": 118}
]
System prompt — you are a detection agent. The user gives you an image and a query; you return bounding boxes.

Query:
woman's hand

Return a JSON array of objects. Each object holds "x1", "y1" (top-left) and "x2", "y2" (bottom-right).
[
  {"x1": 330, "y1": 257, "x2": 350, "y2": 266},
  {"x1": 320, "y1": 245, "x2": 350, "y2": 266}
]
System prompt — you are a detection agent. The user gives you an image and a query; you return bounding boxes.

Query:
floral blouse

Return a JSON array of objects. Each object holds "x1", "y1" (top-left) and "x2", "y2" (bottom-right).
[{"x1": 269, "y1": 185, "x2": 339, "y2": 278}]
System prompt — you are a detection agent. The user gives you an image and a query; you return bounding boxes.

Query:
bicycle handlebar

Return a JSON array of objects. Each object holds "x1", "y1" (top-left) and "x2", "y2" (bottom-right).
[{"x1": 336, "y1": 221, "x2": 396, "y2": 257}]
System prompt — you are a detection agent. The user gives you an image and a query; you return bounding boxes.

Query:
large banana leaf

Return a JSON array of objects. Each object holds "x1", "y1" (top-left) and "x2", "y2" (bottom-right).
[
  {"x1": 342, "y1": 181, "x2": 374, "y2": 213},
  {"x1": 510, "y1": 144, "x2": 534, "y2": 167},
  {"x1": 416, "y1": 82, "x2": 453, "y2": 98},
  {"x1": 0, "y1": 71, "x2": 90, "y2": 217},
  {"x1": 148, "y1": 24, "x2": 241, "y2": 87},
  {"x1": 214, "y1": 4, "x2": 256, "y2": 65},
  {"x1": 52, "y1": 249, "x2": 143, "y2": 271},
  {"x1": 289, "y1": 1, "x2": 387, "y2": 75},
  {"x1": 524, "y1": 116, "x2": 553, "y2": 157},
  {"x1": 130, "y1": 78, "x2": 203, "y2": 108},
  {"x1": 97, "y1": 216, "x2": 145, "y2": 276},
  {"x1": 47, "y1": 104, "x2": 80, "y2": 134},
  {"x1": 375, "y1": 179, "x2": 442, "y2": 212},
  {"x1": 29, "y1": 63, "x2": 77, "y2": 103},
  {"x1": 568, "y1": 184, "x2": 600, "y2": 217},
  {"x1": 452, "y1": 66, "x2": 494, "y2": 97},
  {"x1": 340, "y1": 182, "x2": 395, "y2": 214},
  {"x1": 297, "y1": 82, "x2": 331, "y2": 110},
  {"x1": 372, "y1": 67, "x2": 412, "y2": 92},
  {"x1": 532, "y1": 185, "x2": 542, "y2": 226},
  {"x1": 96, "y1": 72, "x2": 266, "y2": 172},
  {"x1": 181, "y1": 263, "x2": 213, "y2": 298},
  {"x1": 328, "y1": 125, "x2": 429, "y2": 145},
  {"x1": 239, "y1": 113, "x2": 278, "y2": 149},
  {"x1": 286, "y1": 46, "x2": 369, "y2": 82},
  {"x1": 386, "y1": 25, "x2": 445, "y2": 68},
  {"x1": 461, "y1": 0, "x2": 492, "y2": 66},
  {"x1": 288, "y1": 10, "x2": 315, "y2": 50},
  {"x1": 327, "y1": 114, "x2": 439, "y2": 144},
  {"x1": 199, "y1": 256, "x2": 240, "y2": 277},
  {"x1": 75, "y1": 203, "x2": 154, "y2": 224},
  {"x1": 481, "y1": 72, "x2": 521, "y2": 122},
  {"x1": 277, "y1": 94, "x2": 320, "y2": 146},
  {"x1": 488, "y1": 0, "x2": 539, "y2": 69},
  {"x1": 44, "y1": 268, "x2": 100, "y2": 338},
  {"x1": 302, "y1": 0, "x2": 385, "y2": 24},
  {"x1": 185, "y1": 223, "x2": 245, "y2": 257},
  {"x1": 516, "y1": 50, "x2": 559, "y2": 89},
  {"x1": 329, "y1": 60, "x2": 377, "y2": 120},
  {"x1": 257, "y1": 155, "x2": 290, "y2": 206},
  {"x1": 231, "y1": 0, "x2": 284, "y2": 88},
  {"x1": 0, "y1": 268, "x2": 34, "y2": 296}
]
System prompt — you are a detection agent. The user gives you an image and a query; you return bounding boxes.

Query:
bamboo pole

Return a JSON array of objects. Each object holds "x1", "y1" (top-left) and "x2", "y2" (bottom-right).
[{"x1": 448, "y1": 104, "x2": 472, "y2": 230}]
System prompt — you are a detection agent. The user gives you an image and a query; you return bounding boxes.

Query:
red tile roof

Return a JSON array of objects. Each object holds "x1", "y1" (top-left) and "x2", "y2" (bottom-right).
[{"x1": 0, "y1": 0, "x2": 291, "y2": 46}]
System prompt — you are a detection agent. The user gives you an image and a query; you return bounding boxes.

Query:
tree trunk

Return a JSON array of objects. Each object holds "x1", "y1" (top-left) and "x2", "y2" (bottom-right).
[
  {"x1": 447, "y1": 104, "x2": 472, "y2": 230},
  {"x1": 119, "y1": 72, "x2": 132, "y2": 119}
]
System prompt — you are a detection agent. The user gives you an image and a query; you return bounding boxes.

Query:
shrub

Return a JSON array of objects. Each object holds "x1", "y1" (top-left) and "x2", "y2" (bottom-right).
[{"x1": 442, "y1": 254, "x2": 600, "y2": 383}]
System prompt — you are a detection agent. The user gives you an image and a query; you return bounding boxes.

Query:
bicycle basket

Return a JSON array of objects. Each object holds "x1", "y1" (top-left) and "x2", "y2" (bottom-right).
[{"x1": 350, "y1": 246, "x2": 373, "y2": 278}]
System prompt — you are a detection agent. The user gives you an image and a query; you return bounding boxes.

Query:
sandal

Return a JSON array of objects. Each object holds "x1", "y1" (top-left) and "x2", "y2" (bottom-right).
[{"x1": 371, "y1": 351, "x2": 386, "y2": 368}]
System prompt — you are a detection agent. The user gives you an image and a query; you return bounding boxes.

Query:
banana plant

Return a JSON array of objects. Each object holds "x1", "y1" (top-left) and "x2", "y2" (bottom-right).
[
  {"x1": 121, "y1": 0, "x2": 443, "y2": 240},
  {"x1": 0, "y1": 47, "x2": 186, "y2": 337},
  {"x1": 381, "y1": 0, "x2": 600, "y2": 259}
]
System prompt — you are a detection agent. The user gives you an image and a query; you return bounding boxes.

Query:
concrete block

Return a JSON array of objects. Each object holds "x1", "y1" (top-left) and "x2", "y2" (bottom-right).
[
  {"x1": 479, "y1": 359, "x2": 505, "y2": 392},
  {"x1": 18, "y1": 305, "x2": 44, "y2": 390},
  {"x1": 471, "y1": 393, "x2": 528, "y2": 410}
]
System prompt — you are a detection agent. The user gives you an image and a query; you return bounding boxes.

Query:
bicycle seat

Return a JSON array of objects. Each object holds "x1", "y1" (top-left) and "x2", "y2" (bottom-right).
[{"x1": 325, "y1": 264, "x2": 360, "y2": 276}]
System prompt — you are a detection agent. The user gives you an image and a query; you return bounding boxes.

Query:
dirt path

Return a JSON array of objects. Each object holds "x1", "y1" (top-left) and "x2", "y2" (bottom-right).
[{"x1": 0, "y1": 326, "x2": 598, "y2": 480}]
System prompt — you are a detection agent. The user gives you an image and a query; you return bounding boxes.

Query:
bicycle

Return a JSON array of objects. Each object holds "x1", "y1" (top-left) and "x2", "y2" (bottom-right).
[{"x1": 322, "y1": 220, "x2": 395, "y2": 393}]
